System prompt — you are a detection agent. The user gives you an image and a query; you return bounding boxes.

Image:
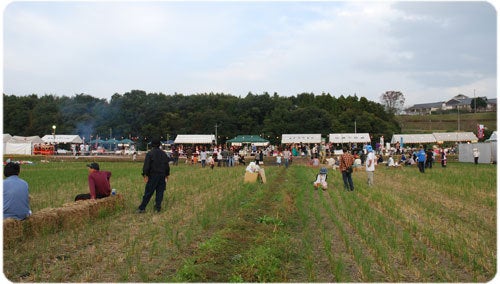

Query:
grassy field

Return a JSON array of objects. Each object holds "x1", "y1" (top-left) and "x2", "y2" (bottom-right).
[
  {"x1": 396, "y1": 112, "x2": 497, "y2": 134},
  {"x1": 3, "y1": 156, "x2": 497, "y2": 282}
]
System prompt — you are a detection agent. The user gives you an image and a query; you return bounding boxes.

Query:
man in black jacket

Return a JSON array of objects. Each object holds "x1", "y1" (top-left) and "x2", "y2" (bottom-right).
[{"x1": 137, "y1": 137, "x2": 170, "y2": 213}]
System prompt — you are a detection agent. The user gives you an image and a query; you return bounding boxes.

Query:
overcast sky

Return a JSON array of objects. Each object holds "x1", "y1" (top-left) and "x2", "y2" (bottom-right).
[{"x1": 2, "y1": 1, "x2": 497, "y2": 106}]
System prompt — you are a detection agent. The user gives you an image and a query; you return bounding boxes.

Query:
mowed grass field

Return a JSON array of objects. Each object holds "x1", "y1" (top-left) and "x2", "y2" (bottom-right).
[{"x1": 3, "y1": 156, "x2": 497, "y2": 282}]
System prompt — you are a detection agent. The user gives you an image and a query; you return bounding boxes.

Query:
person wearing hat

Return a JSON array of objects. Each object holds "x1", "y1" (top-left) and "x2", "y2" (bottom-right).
[
  {"x1": 313, "y1": 167, "x2": 328, "y2": 190},
  {"x1": 4, "y1": 162, "x2": 32, "y2": 220},
  {"x1": 365, "y1": 145, "x2": 376, "y2": 187},
  {"x1": 137, "y1": 137, "x2": 170, "y2": 213},
  {"x1": 75, "y1": 162, "x2": 112, "y2": 201}
]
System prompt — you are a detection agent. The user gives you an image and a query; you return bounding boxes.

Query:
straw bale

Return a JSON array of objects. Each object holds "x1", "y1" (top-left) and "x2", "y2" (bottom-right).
[
  {"x1": 3, "y1": 218, "x2": 23, "y2": 245},
  {"x1": 58, "y1": 203, "x2": 91, "y2": 229},
  {"x1": 3, "y1": 194, "x2": 125, "y2": 244},
  {"x1": 24, "y1": 208, "x2": 59, "y2": 237}
]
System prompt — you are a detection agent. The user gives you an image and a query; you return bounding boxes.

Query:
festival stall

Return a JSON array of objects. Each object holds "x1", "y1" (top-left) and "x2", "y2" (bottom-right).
[
  {"x1": 3, "y1": 134, "x2": 12, "y2": 154},
  {"x1": 41, "y1": 135, "x2": 83, "y2": 144},
  {"x1": 432, "y1": 132, "x2": 478, "y2": 143},
  {"x1": 174, "y1": 134, "x2": 215, "y2": 144},
  {"x1": 390, "y1": 134, "x2": 437, "y2": 145},
  {"x1": 328, "y1": 133, "x2": 371, "y2": 144},
  {"x1": 226, "y1": 135, "x2": 269, "y2": 147},
  {"x1": 5, "y1": 136, "x2": 44, "y2": 155},
  {"x1": 281, "y1": 134, "x2": 322, "y2": 144}
]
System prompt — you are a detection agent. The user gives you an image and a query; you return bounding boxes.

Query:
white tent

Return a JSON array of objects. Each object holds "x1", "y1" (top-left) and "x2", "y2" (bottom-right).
[
  {"x1": 433, "y1": 132, "x2": 478, "y2": 143},
  {"x1": 5, "y1": 136, "x2": 44, "y2": 155},
  {"x1": 485, "y1": 131, "x2": 497, "y2": 142},
  {"x1": 3, "y1": 134, "x2": 12, "y2": 154},
  {"x1": 391, "y1": 134, "x2": 437, "y2": 144},
  {"x1": 41, "y1": 135, "x2": 83, "y2": 144},
  {"x1": 281, "y1": 134, "x2": 322, "y2": 144},
  {"x1": 174, "y1": 134, "x2": 215, "y2": 144},
  {"x1": 329, "y1": 133, "x2": 371, "y2": 143}
]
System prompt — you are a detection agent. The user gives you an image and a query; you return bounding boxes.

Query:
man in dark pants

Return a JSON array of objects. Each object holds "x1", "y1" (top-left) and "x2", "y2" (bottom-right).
[{"x1": 137, "y1": 138, "x2": 170, "y2": 213}]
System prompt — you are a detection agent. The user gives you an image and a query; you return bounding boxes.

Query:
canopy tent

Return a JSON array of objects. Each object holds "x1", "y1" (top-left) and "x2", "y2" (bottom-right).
[
  {"x1": 119, "y1": 138, "x2": 135, "y2": 144},
  {"x1": 5, "y1": 135, "x2": 44, "y2": 155},
  {"x1": 486, "y1": 131, "x2": 497, "y2": 142},
  {"x1": 174, "y1": 134, "x2": 215, "y2": 144},
  {"x1": 329, "y1": 133, "x2": 371, "y2": 144},
  {"x1": 391, "y1": 134, "x2": 437, "y2": 144},
  {"x1": 3, "y1": 134, "x2": 12, "y2": 142},
  {"x1": 432, "y1": 132, "x2": 478, "y2": 143},
  {"x1": 281, "y1": 134, "x2": 322, "y2": 144},
  {"x1": 227, "y1": 135, "x2": 269, "y2": 146},
  {"x1": 42, "y1": 135, "x2": 83, "y2": 144},
  {"x1": 3, "y1": 134, "x2": 12, "y2": 154},
  {"x1": 391, "y1": 132, "x2": 478, "y2": 145}
]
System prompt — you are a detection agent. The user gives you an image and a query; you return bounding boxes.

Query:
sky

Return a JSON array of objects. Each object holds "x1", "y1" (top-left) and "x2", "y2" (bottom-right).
[{"x1": 2, "y1": 1, "x2": 497, "y2": 107}]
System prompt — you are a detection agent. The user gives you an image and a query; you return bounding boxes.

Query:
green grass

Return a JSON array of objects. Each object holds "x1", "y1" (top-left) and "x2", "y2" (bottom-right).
[
  {"x1": 396, "y1": 112, "x2": 496, "y2": 134},
  {"x1": 3, "y1": 157, "x2": 497, "y2": 282}
]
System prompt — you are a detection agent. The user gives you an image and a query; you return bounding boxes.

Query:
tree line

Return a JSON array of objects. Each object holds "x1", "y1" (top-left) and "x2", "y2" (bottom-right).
[{"x1": 3, "y1": 90, "x2": 400, "y2": 149}]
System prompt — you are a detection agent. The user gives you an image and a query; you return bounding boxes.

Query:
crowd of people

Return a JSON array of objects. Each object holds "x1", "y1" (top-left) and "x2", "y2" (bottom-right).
[{"x1": 2, "y1": 138, "x2": 469, "y2": 221}]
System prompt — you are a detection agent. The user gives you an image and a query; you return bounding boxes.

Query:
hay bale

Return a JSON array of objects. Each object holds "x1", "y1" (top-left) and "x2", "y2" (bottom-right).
[
  {"x1": 3, "y1": 218, "x2": 23, "y2": 245},
  {"x1": 24, "y1": 208, "x2": 59, "y2": 237},
  {"x1": 4, "y1": 194, "x2": 126, "y2": 243},
  {"x1": 57, "y1": 203, "x2": 91, "y2": 229}
]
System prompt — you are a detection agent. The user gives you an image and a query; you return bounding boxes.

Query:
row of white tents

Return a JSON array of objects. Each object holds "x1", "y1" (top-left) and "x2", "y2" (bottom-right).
[
  {"x1": 4, "y1": 132, "x2": 496, "y2": 164},
  {"x1": 172, "y1": 133, "x2": 372, "y2": 145},
  {"x1": 3, "y1": 134, "x2": 83, "y2": 155},
  {"x1": 173, "y1": 132, "x2": 487, "y2": 145}
]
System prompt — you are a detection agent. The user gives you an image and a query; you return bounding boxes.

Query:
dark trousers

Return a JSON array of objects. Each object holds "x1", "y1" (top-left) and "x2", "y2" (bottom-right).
[
  {"x1": 342, "y1": 171, "x2": 354, "y2": 191},
  {"x1": 75, "y1": 193, "x2": 108, "y2": 201},
  {"x1": 418, "y1": 161, "x2": 425, "y2": 173},
  {"x1": 139, "y1": 175, "x2": 166, "y2": 211}
]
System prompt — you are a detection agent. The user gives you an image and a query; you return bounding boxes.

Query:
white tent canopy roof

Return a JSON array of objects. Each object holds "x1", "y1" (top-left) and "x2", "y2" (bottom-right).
[
  {"x1": 391, "y1": 132, "x2": 479, "y2": 144},
  {"x1": 486, "y1": 131, "x2": 497, "y2": 142},
  {"x1": 42, "y1": 135, "x2": 83, "y2": 144},
  {"x1": 9, "y1": 135, "x2": 44, "y2": 144},
  {"x1": 281, "y1": 134, "x2": 322, "y2": 144},
  {"x1": 3, "y1": 134, "x2": 12, "y2": 142},
  {"x1": 174, "y1": 134, "x2": 215, "y2": 144},
  {"x1": 391, "y1": 134, "x2": 437, "y2": 144},
  {"x1": 433, "y1": 132, "x2": 478, "y2": 143},
  {"x1": 329, "y1": 133, "x2": 371, "y2": 143}
]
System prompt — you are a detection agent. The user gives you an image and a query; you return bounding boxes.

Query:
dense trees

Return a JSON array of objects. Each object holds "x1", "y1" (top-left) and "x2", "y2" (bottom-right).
[{"x1": 4, "y1": 90, "x2": 400, "y2": 149}]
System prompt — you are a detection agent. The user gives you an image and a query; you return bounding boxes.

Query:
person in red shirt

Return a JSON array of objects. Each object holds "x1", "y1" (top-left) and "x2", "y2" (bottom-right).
[{"x1": 75, "y1": 162, "x2": 112, "y2": 201}]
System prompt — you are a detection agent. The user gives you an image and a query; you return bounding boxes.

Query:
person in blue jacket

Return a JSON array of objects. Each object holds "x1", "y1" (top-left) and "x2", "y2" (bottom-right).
[
  {"x1": 3, "y1": 162, "x2": 32, "y2": 220},
  {"x1": 417, "y1": 145, "x2": 426, "y2": 173}
]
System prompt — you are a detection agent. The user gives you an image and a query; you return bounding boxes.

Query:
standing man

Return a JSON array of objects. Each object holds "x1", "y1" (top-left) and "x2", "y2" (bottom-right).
[
  {"x1": 365, "y1": 145, "x2": 375, "y2": 187},
  {"x1": 3, "y1": 162, "x2": 32, "y2": 220},
  {"x1": 283, "y1": 147, "x2": 291, "y2": 168},
  {"x1": 340, "y1": 147, "x2": 355, "y2": 191},
  {"x1": 137, "y1": 137, "x2": 170, "y2": 213},
  {"x1": 75, "y1": 162, "x2": 111, "y2": 201},
  {"x1": 417, "y1": 145, "x2": 426, "y2": 173},
  {"x1": 200, "y1": 147, "x2": 207, "y2": 168}
]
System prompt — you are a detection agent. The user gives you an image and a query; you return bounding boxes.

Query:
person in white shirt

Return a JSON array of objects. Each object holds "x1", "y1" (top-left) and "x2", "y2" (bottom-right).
[
  {"x1": 365, "y1": 145, "x2": 376, "y2": 187},
  {"x1": 313, "y1": 167, "x2": 328, "y2": 190}
]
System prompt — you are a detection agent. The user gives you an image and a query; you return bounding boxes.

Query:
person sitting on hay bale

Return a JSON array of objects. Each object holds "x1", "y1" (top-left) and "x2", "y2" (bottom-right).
[
  {"x1": 3, "y1": 162, "x2": 32, "y2": 220},
  {"x1": 75, "y1": 162, "x2": 112, "y2": 201},
  {"x1": 313, "y1": 167, "x2": 328, "y2": 190}
]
